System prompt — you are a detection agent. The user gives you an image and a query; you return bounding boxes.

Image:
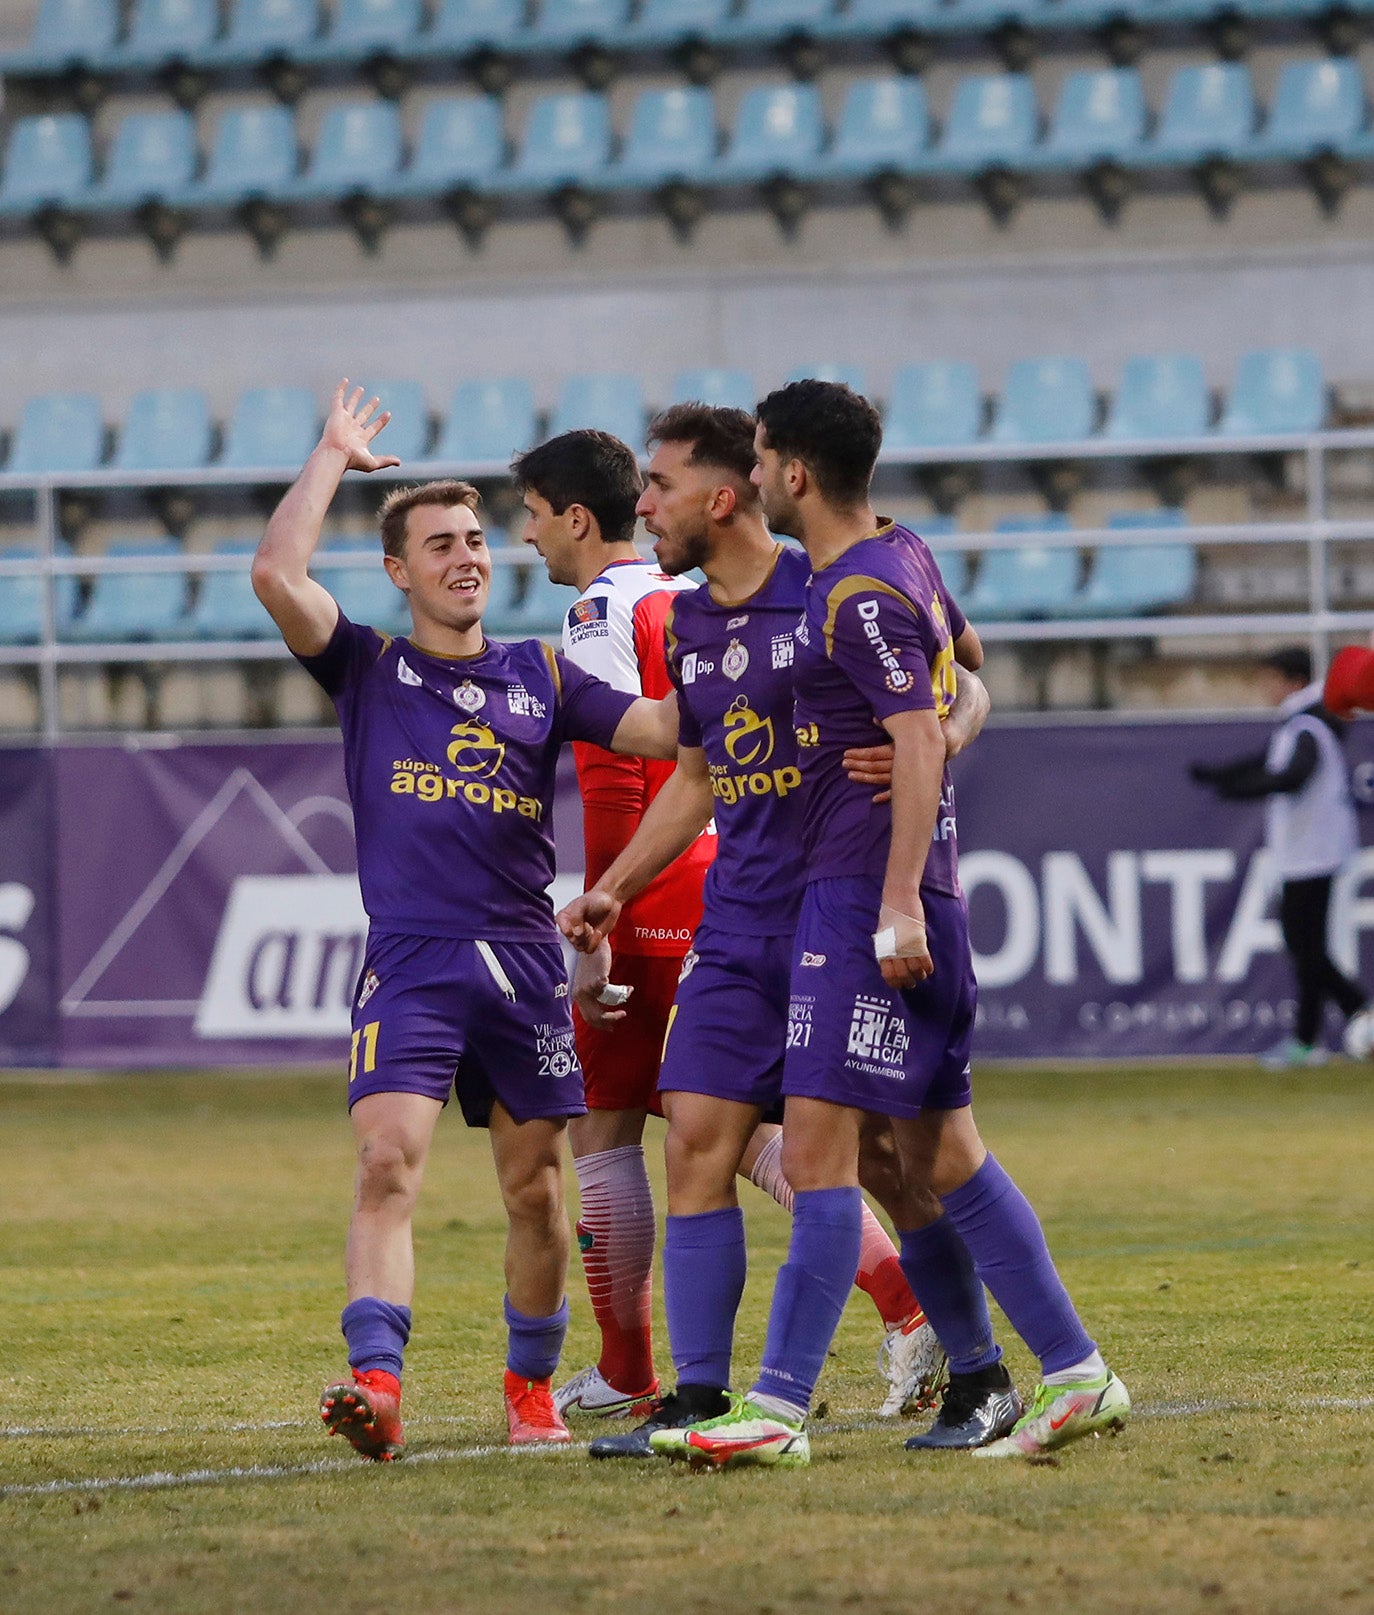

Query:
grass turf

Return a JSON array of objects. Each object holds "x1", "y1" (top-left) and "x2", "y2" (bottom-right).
[{"x1": 1, "y1": 1063, "x2": 1371, "y2": 1615}]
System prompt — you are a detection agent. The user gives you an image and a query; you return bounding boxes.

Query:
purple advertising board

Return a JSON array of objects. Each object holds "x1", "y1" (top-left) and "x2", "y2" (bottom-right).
[{"x1": 1, "y1": 717, "x2": 1370, "y2": 1067}]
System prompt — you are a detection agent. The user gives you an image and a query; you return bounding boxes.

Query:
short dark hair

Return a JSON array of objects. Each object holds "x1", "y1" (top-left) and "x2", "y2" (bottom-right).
[
  {"x1": 755, "y1": 380, "x2": 883, "y2": 508},
  {"x1": 510, "y1": 429, "x2": 643, "y2": 546},
  {"x1": 1262, "y1": 645, "x2": 1313, "y2": 685},
  {"x1": 377, "y1": 479, "x2": 481, "y2": 559},
  {"x1": 647, "y1": 402, "x2": 758, "y2": 486}
]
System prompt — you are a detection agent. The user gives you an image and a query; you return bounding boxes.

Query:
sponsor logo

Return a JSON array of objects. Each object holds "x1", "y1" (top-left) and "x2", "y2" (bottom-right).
[
  {"x1": 770, "y1": 634, "x2": 794, "y2": 670},
  {"x1": 506, "y1": 683, "x2": 547, "y2": 720},
  {"x1": 722, "y1": 638, "x2": 749, "y2": 681},
  {"x1": 390, "y1": 751, "x2": 542, "y2": 820},
  {"x1": 453, "y1": 679, "x2": 486, "y2": 713},
  {"x1": 634, "y1": 925, "x2": 695, "y2": 943},
  {"x1": 708, "y1": 762, "x2": 801, "y2": 808},
  {"x1": 723, "y1": 694, "x2": 775, "y2": 768},
  {"x1": 845, "y1": 992, "x2": 910, "y2": 1076},
  {"x1": 397, "y1": 658, "x2": 421, "y2": 687},
  {"x1": 794, "y1": 722, "x2": 820, "y2": 749},
  {"x1": 447, "y1": 721, "x2": 506, "y2": 779},
  {"x1": 0, "y1": 882, "x2": 35, "y2": 1016},
  {"x1": 357, "y1": 968, "x2": 380, "y2": 1009},
  {"x1": 857, "y1": 599, "x2": 912, "y2": 692},
  {"x1": 795, "y1": 615, "x2": 810, "y2": 646},
  {"x1": 727, "y1": 614, "x2": 749, "y2": 629},
  {"x1": 677, "y1": 949, "x2": 699, "y2": 983},
  {"x1": 534, "y1": 1020, "x2": 580, "y2": 1080},
  {"x1": 800, "y1": 951, "x2": 826, "y2": 968},
  {"x1": 680, "y1": 652, "x2": 716, "y2": 685},
  {"x1": 786, "y1": 995, "x2": 813, "y2": 1050},
  {"x1": 554, "y1": 981, "x2": 568, "y2": 999},
  {"x1": 570, "y1": 596, "x2": 608, "y2": 626}
]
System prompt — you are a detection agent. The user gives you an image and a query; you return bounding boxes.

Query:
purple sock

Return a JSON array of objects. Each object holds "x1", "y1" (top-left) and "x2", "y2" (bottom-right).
[
  {"x1": 504, "y1": 1295, "x2": 569, "y2": 1381},
  {"x1": 341, "y1": 1297, "x2": 412, "y2": 1379},
  {"x1": 897, "y1": 1217, "x2": 1000, "y2": 1376},
  {"x1": 941, "y1": 1155, "x2": 1096, "y2": 1375},
  {"x1": 664, "y1": 1207, "x2": 747, "y2": 1390},
  {"x1": 752, "y1": 1187, "x2": 863, "y2": 1415}
]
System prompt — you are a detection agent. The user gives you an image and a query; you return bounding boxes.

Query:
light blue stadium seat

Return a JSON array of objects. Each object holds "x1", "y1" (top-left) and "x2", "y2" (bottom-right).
[
  {"x1": 991, "y1": 357, "x2": 1096, "y2": 444},
  {"x1": 507, "y1": 559, "x2": 573, "y2": 635},
  {"x1": 169, "y1": 105, "x2": 298, "y2": 206},
  {"x1": 506, "y1": 92, "x2": 613, "y2": 192},
  {"x1": 87, "y1": 111, "x2": 199, "y2": 211},
  {"x1": 68, "y1": 538, "x2": 191, "y2": 642},
  {"x1": 814, "y1": 76, "x2": 930, "y2": 179},
  {"x1": 920, "y1": 72, "x2": 1038, "y2": 174},
  {"x1": 1103, "y1": 353, "x2": 1210, "y2": 440},
  {"x1": 481, "y1": 557, "x2": 527, "y2": 636},
  {"x1": 187, "y1": 539, "x2": 276, "y2": 638},
  {"x1": 1218, "y1": 348, "x2": 1326, "y2": 436},
  {"x1": 434, "y1": 378, "x2": 537, "y2": 465},
  {"x1": 356, "y1": 380, "x2": 430, "y2": 462},
  {"x1": 550, "y1": 374, "x2": 645, "y2": 441},
  {"x1": 1066, "y1": 509, "x2": 1195, "y2": 617},
  {"x1": 201, "y1": 0, "x2": 320, "y2": 64},
  {"x1": 923, "y1": 529, "x2": 970, "y2": 603},
  {"x1": 420, "y1": 0, "x2": 527, "y2": 53},
  {"x1": 528, "y1": 0, "x2": 631, "y2": 50},
  {"x1": 669, "y1": 369, "x2": 756, "y2": 410},
  {"x1": 604, "y1": 88, "x2": 716, "y2": 190},
  {"x1": 0, "y1": 543, "x2": 79, "y2": 644},
  {"x1": 8, "y1": 393, "x2": 104, "y2": 474},
  {"x1": 964, "y1": 515, "x2": 1077, "y2": 620},
  {"x1": 0, "y1": 0, "x2": 119, "y2": 73},
  {"x1": 378, "y1": 95, "x2": 504, "y2": 197},
  {"x1": 1252, "y1": 58, "x2": 1365, "y2": 159},
  {"x1": 1028, "y1": 68, "x2": 1146, "y2": 168},
  {"x1": 0, "y1": 114, "x2": 94, "y2": 216},
  {"x1": 715, "y1": 0, "x2": 835, "y2": 44},
  {"x1": 712, "y1": 85, "x2": 825, "y2": 185},
  {"x1": 113, "y1": 388, "x2": 213, "y2": 471},
  {"x1": 219, "y1": 387, "x2": 319, "y2": 470},
  {"x1": 107, "y1": 0, "x2": 219, "y2": 68},
  {"x1": 882, "y1": 361, "x2": 982, "y2": 450},
  {"x1": 312, "y1": 541, "x2": 409, "y2": 635},
  {"x1": 784, "y1": 363, "x2": 867, "y2": 392},
  {"x1": 284, "y1": 102, "x2": 404, "y2": 200},
  {"x1": 1140, "y1": 63, "x2": 1256, "y2": 163},
  {"x1": 815, "y1": 0, "x2": 945, "y2": 37},
  {"x1": 932, "y1": 0, "x2": 1051, "y2": 32},
  {"x1": 297, "y1": 0, "x2": 424, "y2": 62}
]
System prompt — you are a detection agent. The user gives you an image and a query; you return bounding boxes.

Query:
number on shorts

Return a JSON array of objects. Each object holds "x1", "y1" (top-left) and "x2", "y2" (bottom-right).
[{"x1": 349, "y1": 1019, "x2": 380, "y2": 1083}]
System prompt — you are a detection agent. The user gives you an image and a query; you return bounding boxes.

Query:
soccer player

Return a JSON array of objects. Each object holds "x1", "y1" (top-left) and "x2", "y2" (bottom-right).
[
  {"x1": 555, "y1": 403, "x2": 981, "y2": 1456},
  {"x1": 250, "y1": 382, "x2": 678, "y2": 1460},
  {"x1": 652, "y1": 381, "x2": 1129, "y2": 1470},
  {"x1": 511, "y1": 429, "x2": 713, "y2": 1419}
]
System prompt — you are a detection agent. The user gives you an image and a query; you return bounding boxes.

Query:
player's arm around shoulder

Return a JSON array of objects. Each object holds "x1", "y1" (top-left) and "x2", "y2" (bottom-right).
[
  {"x1": 607, "y1": 690, "x2": 680, "y2": 760},
  {"x1": 942, "y1": 666, "x2": 990, "y2": 759},
  {"x1": 251, "y1": 380, "x2": 400, "y2": 657}
]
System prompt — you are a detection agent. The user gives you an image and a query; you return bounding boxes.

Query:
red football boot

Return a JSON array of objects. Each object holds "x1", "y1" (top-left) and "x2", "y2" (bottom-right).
[
  {"x1": 320, "y1": 1368, "x2": 405, "y2": 1461},
  {"x1": 504, "y1": 1369, "x2": 572, "y2": 1446}
]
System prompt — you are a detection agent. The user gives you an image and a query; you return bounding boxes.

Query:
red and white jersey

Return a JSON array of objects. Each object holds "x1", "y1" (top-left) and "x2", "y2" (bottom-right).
[{"x1": 562, "y1": 557, "x2": 714, "y2": 958}]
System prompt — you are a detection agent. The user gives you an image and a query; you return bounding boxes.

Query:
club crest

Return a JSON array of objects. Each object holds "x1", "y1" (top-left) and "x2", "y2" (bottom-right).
[
  {"x1": 453, "y1": 680, "x2": 486, "y2": 713},
  {"x1": 722, "y1": 638, "x2": 749, "y2": 682}
]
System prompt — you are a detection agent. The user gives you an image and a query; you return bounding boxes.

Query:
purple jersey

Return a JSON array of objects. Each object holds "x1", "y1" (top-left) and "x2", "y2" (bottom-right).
[
  {"x1": 792, "y1": 522, "x2": 965, "y2": 897},
  {"x1": 297, "y1": 612, "x2": 636, "y2": 941},
  {"x1": 666, "y1": 545, "x2": 811, "y2": 936}
]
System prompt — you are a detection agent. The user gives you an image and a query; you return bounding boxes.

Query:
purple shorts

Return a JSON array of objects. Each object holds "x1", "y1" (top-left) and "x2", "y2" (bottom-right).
[
  {"x1": 347, "y1": 930, "x2": 585, "y2": 1126},
  {"x1": 783, "y1": 878, "x2": 975, "y2": 1119},
  {"x1": 657, "y1": 924, "x2": 791, "y2": 1112}
]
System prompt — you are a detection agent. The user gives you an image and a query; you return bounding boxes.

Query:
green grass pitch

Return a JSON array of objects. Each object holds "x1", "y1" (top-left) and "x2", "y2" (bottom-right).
[{"x1": 1, "y1": 1063, "x2": 1371, "y2": 1615}]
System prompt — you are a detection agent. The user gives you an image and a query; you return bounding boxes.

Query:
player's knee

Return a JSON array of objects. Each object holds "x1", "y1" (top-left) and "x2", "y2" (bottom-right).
[
  {"x1": 501, "y1": 1163, "x2": 563, "y2": 1231},
  {"x1": 665, "y1": 1125, "x2": 733, "y2": 1201},
  {"x1": 354, "y1": 1132, "x2": 422, "y2": 1207}
]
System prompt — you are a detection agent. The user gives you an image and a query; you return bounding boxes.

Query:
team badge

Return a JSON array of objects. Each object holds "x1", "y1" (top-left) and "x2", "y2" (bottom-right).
[
  {"x1": 677, "y1": 949, "x2": 699, "y2": 984},
  {"x1": 770, "y1": 634, "x2": 794, "y2": 670},
  {"x1": 397, "y1": 658, "x2": 421, "y2": 687},
  {"x1": 357, "y1": 969, "x2": 380, "y2": 1009},
  {"x1": 453, "y1": 680, "x2": 486, "y2": 713},
  {"x1": 507, "y1": 683, "x2": 547, "y2": 719},
  {"x1": 722, "y1": 638, "x2": 749, "y2": 681}
]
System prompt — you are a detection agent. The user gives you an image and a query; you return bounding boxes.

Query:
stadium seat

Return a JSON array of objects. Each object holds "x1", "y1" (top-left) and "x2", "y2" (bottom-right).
[
  {"x1": 296, "y1": 0, "x2": 425, "y2": 63},
  {"x1": 990, "y1": 357, "x2": 1096, "y2": 444},
  {"x1": 112, "y1": 387, "x2": 214, "y2": 471},
  {"x1": 549, "y1": 374, "x2": 645, "y2": 442},
  {"x1": 86, "y1": 111, "x2": 199, "y2": 211},
  {"x1": 0, "y1": 114, "x2": 94, "y2": 216},
  {"x1": 920, "y1": 72, "x2": 1039, "y2": 174},
  {"x1": 814, "y1": 0, "x2": 945, "y2": 39},
  {"x1": 963, "y1": 515, "x2": 1078, "y2": 619},
  {"x1": 924, "y1": 535, "x2": 970, "y2": 604},
  {"x1": 482, "y1": 555, "x2": 527, "y2": 635},
  {"x1": 712, "y1": 85, "x2": 825, "y2": 184},
  {"x1": 1140, "y1": 63, "x2": 1257, "y2": 163},
  {"x1": 1029, "y1": 68, "x2": 1146, "y2": 168},
  {"x1": 668, "y1": 369, "x2": 756, "y2": 410},
  {"x1": 527, "y1": 0, "x2": 632, "y2": 51},
  {"x1": 621, "y1": 0, "x2": 730, "y2": 46},
  {"x1": 603, "y1": 88, "x2": 717, "y2": 190},
  {"x1": 714, "y1": 0, "x2": 835, "y2": 44},
  {"x1": 505, "y1": 92, "x2": 613, "y2": 192},
  {"x1": 0, "y1": 0, "x2": 119, "y2": 75},
  {"x1": 882, "y1": 361, "x2": 983, "y2": 450},
  {"x1": 0, "y1": 543, "x2": 79, "y2": 644},
  {"x1": 1066, "y1": 510, "x2": 1196, "y2": 616},
  {"x1": 106, "y1": 0, "x2": 219, "y2": 69},
  {"x1": 169, "y1": 105, "x2": 298, "y2": 206},
  {"x1": 933, "y1": 0, "x2": 1051, "y2": 34},
  {"x1": 433, "y1": 378, "x2": 537, "y2": 466},
  {"x1": 784, "y1": 363, "x2": 867, "y2": 392},
  {"x1": 283, "y1": 101, "x2": 404, "y2": 201},
  {"x1": 377, "y1": 94, "x2": 504, "y2": 197},
  {"x1": 419, "y1": 0, "x2": 527, "y2": 54},
  {"x1": 68, "y1": 538, "x2": 191, "y2": 642},
  {"x1": 1217, "y1": 348, "x2": 1326, "y2": 436},
  {"x1": 219, "y1": 387, "x2": 319, "y2": 470},
  {"x1": 1103, "y1": 353, "x2": 1210, "y2": 441},
  {"x1": 201, "y1": 0, "x2": 320, "y2": 66},
  {"x1": 356, "y1": 379, "x2": 430, "y2": 462},
  {"x1": 186, "y1": 539, "x2": 276, "y2": 638},
  {"x1": 8, "y1": 393, "x2": 105, "y2": 474},
  {"x1": 311, "y1": 541, "x2": 409, "y2": 635},
  {"x1": 1251, "y1": 58, "x2": 1365, "y2": 159},
  {"x1": 814, "y1": 76, "x2": 931, "y2": 180},
  {"x1": 506, "y1": 560, "x2": 573, "y2": 635}
]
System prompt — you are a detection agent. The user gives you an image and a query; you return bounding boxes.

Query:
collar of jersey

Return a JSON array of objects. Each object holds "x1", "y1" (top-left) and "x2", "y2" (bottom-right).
[
  {"x1": 403, "y1": 635, "x2": 490, "y2": 664},
  {"x1": 705, "y1": 542, "x2": 788, "y2": 612}
]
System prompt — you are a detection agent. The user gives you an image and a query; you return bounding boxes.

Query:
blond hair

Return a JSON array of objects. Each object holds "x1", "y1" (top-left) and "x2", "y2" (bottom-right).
[{"x1": 377, "y1": 480, "x2": 481, "y2": 559}]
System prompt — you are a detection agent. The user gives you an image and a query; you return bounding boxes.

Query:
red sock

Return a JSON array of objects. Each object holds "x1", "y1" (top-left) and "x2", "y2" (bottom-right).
[
  {"x1": 573, "y1": 1145, "x2": 656, "y2": 1393},
  {"x1": 857, "y1": 1226, "x2": 924, "y2": 1333}
]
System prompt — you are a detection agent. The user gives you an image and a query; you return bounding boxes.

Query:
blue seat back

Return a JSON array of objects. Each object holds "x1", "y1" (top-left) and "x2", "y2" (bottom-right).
[
  {"x1": 114, "y1": 388, "x2": 213, "y2": 470},
  {"x1": 992, "y1": 356, "x2": 1095, "y2": 443},
  {"x1": 0, "y1": 543, "x2": 79, "y2": 644},
  {"x1": 1104, "y1": 353, "x2": 1209, "y2": 440},
  {"x1": 1153, "y1": 63, "x2": 1256, "y2": 154},
  {"x1": 409, "y1": 95, "x2": 504, "y2": 185},
  {"x1": 202, "y1": 105, "x2": 298, "y2": 192},
  {"x1": 191, "y1": 539, "x2": 276, "y2": 637},
  {"x1": 9, "y1": 393, "x2": 104, "y2": 474},
  {"x1": 74, "y1": 537, "x2": 189, "y2": 641},
  {"x1": 1044, "y1": 68, "x2": 1145, "y2": 155},
  {"x1": 972, "y1": 518, "x2": 1078, "y2": 617},
  {"x1": 631, "y1": 0, "x2": 729, "y2": 32},
  {"x1": 830, "y1": 76, "x2": 930, "y2": 167},
  {"x1": 1, "y1": 114, "x2": 93, "y2": 207},
  {"x1": 356, "y1": 379, "x2": 429, "y2": 462},
  {"x1": 481, "y1": 555, "x2": 526, "y2": 635},
  {"x1": 1086, "y1": 513, "x2": 1195, "y2": 612},
  {"x1": 728, "y1": 0, "x2": 832, "y2": 27},
  {"x1": 1264, "y1": 58, "x2": 1363, "y2": 147},
  {"x1": 305, "y1": 101, "x2": 403, "y2": 186},
  {"x1": 925, "y1": 537, "x2": 969, "y2": 602},
  {"x1": 618, "y1": 87, "x2": 716, "y2": 179},
  {"x1": 784, "y1": 362, "x2": 867, "y2": 392},
  {"x1": 884, "y1": 361, "x2": 981, "y2": 448},
  {"x1": 669, "y1": 368, "x2": 756, "y2": 410},
  {"x1": 26, "y1": 0, "x2": 119, "y2": 58},
  {"x1": 940, "y1": 73, "x2": 1038, "y2": 163},
  {"x1": 435, "y1": 377, "x2": 538, "y2": 464},
  {"x1": 832, "y1": 0, "x2": 943, "y2": 27},
  {"x1": 1219, "y1": 348, "x2": 1325, "y2": 436},
  {"x1": 312, "y1": 542, "x2": 409, "y2": 634},
  {"x1": 430, "y1": 0, "x2": 525, "y2": 46},
  {"x1": 511, "y1": 560, "x2": 573, "y2": 634},
  {"x1": 531, "y1": 0, "x2": 631, "y2": 44},
  {"x1": 124, "y1": 0, "x2": 218, "y2": 55},
  {"x1": 327, "y1": 0, "x2": 423, "y2": 46},
  {"x1": 721, "y1": 84, "x2": 824, "y2": 171},
  {"x1": 220, "y1": 387, "x2": 319, "y2": 469},
  {"x1": 99, "y1": 110, "x2": 199, "y2": 200},
  {"x1": 222, "y1": 0, "x2": 319, "y2": 50},
  {"x1": 550, "y1": 374, "x2": 646, "y2": 442},
  {"x1": 515, "y1": 92, "x2": 613, "y2": 181}
]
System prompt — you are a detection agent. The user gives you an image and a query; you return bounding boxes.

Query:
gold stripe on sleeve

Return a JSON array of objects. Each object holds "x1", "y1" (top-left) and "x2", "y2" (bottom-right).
[
  {"x1": 540, "y1": 640, "x2": 563, "y2": 701},
  {"x1": 821, "y1": 575, "x2": 919, "y2": 658}
]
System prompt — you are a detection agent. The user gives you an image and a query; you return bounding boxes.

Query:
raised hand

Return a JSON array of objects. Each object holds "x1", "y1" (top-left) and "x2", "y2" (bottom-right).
[{"x1": 320, "y1": 379, "x2": 402, "y2": 473}]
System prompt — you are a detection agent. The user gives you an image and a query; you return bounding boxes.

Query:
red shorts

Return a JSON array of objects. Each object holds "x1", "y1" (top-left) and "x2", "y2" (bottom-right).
[{"x1": 573, "y1": 952, "x2": 684, "y2": 1114}]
